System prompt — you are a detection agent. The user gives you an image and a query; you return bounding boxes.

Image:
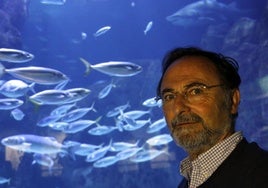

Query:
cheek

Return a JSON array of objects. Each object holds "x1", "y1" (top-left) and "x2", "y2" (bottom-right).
[{"x1": 163, "y1": 109, "x2": 174, "y2": 129}]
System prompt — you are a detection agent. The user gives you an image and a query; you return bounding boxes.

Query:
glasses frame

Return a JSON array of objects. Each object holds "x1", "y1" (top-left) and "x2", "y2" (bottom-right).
[{"x1": 155, "y1": 83, "x2": 224, "y2": 104}]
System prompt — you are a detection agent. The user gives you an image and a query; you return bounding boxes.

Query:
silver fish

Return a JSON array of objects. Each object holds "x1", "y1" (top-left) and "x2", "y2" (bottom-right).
[
  {"x1": 0, "y1": 98, "x2": 24, "y2": 110},
  {"x1": 85, "y1": 141, "x2": 111, "y2": 162},
  {"x1": 11, "y1": 108, "x2": 25, "y2": 121},
  {"x1": 29, "y1": 88, "x2": 90, "y2": 105},
  {"x1": 80, "y1": 58, "x2": 142, "y2": 77},
  {"x1": 29, "y1": 89, "x2": 73, "y2": 105},
  {"x1": 0, "y1": 176, "x2": 10, "y2": 185},
  {"x1": 0, "y1": 79, "x2": 35, "y2": 98},
  {"x1": 144, "y1": 21, "x2": 153, "y2": 35},
  {"x1": 0, "y1": 48, "x2": 34, "y2": 63},
  {"x1": 60, "y1": 107, "x2": 91, "y2": 123},
  {"x1": 32, "y1": 153, "x2": 54, "y2": 169},
  {"x1": 64, "y1": 88, "x2": 91, "y2": 104},
  {"x1": 1, "y1": 134, "x2": 68, "y2": 155},
  {"x1": 88, "y1": 125, "x2": 118, "y2": 136},
  {"x1": 63, "y1": 117, "x2": 101, "y2": 134},
  {"x1": 40, "y1": 0, "x2": 66, "y2": 5},
  {"x1": 116, "y1": 147, "x2": 143, "y2": 161},
  {"x1": 93, "y1": 26, "x2": 111, "y2": 37},
  {"x1": 93, "y1": 156, "x2": 119, "y2": 168},
  {"x1": 0, "y1": 64, "x2": 69, "y2": 85},
  {"x1": 146, "y1": 134, "x2": 173, "y2": 146},
  {"x1": 130, "y1": 149, "x2": 166, "y2": 163},
  {"x1": 146, "y1": 117, "x2": 167, "y2": 134}
]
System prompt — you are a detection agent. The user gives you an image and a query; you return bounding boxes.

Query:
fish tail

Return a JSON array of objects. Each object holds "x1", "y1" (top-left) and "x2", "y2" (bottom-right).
[
  {"x1": 0, "y1": 63, "x2": 5, "y2": 78},
  {"x1": 89, "y1": 101, "x2": 97, "y2": 113},
  {"x1": 29, "y1": 82, "x2": 36, "y2": 93},
  {"x1": 80, "y1": 57, "x2": 91, "y2": 76},
  {"x1": 95, "y1": 116, "x2": 102, "y2": 124}
]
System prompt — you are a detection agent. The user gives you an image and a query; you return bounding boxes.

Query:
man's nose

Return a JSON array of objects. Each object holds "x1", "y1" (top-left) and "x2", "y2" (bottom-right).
[{"x1": 173, "y1": 94, "x2": 190, "y2": 114}]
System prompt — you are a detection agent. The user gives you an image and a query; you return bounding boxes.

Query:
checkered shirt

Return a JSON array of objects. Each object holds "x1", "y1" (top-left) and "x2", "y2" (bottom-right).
[{"x1": 180, "y1": 132, "x2": 243, "y2": 188}]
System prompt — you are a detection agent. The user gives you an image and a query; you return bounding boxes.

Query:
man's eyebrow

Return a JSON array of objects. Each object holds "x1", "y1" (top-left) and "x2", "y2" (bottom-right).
[
  {"x1": 161, "y1": 82, "x2": 206, "y2": 96},
  {"x1": 184, "y1": 82, "x2": 206, "y2": 89},
  {"x1": 161, "y1": 88, "x2": 175, "y2": 96}
]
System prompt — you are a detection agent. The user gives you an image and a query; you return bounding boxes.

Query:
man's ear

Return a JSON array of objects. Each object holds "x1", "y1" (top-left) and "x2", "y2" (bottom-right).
[{"x1": 231, "y1": 89, "x2": 240, "y2": 114}]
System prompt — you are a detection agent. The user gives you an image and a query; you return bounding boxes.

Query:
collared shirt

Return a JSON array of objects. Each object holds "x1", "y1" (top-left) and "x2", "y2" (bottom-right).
[{"x1": 180, "y1": 131, "x2": 243, "y2": 188}]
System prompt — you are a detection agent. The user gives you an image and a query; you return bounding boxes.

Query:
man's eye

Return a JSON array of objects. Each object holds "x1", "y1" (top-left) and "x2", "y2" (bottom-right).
[
  {"x1": 163, "y1": 93, "x2": 176, "y2": 102},
  {"x1": 188, "y1": 87, "x2": 204, "y2": 96}
]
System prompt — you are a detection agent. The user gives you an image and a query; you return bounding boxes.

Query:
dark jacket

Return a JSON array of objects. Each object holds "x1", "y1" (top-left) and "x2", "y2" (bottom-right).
[{"x1": 178, "y1": 139, "x2": 268, "y2": 188}]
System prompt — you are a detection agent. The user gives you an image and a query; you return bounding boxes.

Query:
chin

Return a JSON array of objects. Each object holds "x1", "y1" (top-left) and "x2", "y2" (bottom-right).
[{"x1": 172, "y1": 128, "x2": 207, "y2": 149}]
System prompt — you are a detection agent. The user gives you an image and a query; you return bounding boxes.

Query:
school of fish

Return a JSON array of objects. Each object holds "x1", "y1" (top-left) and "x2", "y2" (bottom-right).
[{"x1": 0, "y1": 47, "x2": 171, "y2": 174}]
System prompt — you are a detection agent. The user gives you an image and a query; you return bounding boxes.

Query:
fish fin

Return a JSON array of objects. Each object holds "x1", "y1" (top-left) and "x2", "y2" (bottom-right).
[{"x1": 80, "y1": 57, "x2": 91, "y2": 76}]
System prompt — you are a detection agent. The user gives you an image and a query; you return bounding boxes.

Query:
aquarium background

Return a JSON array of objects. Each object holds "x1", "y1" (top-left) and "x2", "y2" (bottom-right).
[{"x1": 0, "y1": 0, "x2": 268, "y2": 187}]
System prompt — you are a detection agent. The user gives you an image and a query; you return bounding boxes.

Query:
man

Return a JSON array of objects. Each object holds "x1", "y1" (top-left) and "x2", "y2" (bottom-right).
[{"x1": 156, "y1": 47, "x2": 268, "y2": 188}]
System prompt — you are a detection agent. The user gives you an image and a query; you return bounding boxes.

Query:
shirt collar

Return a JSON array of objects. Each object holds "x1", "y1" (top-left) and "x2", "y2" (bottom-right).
[{"x1": 180, "y1": 131, "x2": 243, "y2": 180}]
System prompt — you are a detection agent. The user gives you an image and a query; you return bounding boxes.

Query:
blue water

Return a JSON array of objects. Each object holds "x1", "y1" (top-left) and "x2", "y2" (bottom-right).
[{"x1": 0, "y1": 0, "x2": 267, "y2": 187}]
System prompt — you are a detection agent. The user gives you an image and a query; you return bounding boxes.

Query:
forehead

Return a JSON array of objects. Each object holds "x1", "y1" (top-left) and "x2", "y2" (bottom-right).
[{"x1": 162, "y1": 56, "x2": 220, "y2": 87}]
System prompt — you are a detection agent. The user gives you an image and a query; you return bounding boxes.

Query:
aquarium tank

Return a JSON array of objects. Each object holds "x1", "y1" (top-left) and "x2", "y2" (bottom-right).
[{"x1": 0, "y1": 0, "x2": 267, "y2": 187}]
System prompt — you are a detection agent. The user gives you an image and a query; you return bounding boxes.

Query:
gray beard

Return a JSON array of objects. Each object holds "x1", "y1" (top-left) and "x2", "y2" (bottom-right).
[{"x1": 171, "y1": 113, "x2": 222, "y2": 151}]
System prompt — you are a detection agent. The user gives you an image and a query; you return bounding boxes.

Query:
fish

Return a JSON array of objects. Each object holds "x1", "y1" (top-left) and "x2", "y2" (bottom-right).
[
  {"x1": 29, "y1": 89, "x2": 73, "y2": 105},
  {"x1": 0, "y1": 64, "x2": 69, "y2": 85},
  {"x1": 0, "y1": 176, "x2": 10, "y2": 185},
  {"x1": 88, "y1": 125, "x2": 118, "y2": 136},
  {"x1": 93, "y1": 156, "x2": 119, "y2": 168},
  {"x1": 0, "y1": 48, "x2": 34, "y2": 63},
  {"x1": 116, "y1": 147, "x2": 143, "y2": 161},
  {"x1": 80, "y1": 58, "x2": 142, "y2": 77},
  {"x1": 29, "y1": 88, "x2": 91, "y2": 105},
  {"x1": 144, "y1": 21, "x2": 153, "y2": 35},
  {"x1": 64, "y1": 88, "x2": 91, "y2": 104},
  {"x1": 93, "y1": 26, "x2": 111, "y2": 37},
  {"x1": 109, "y1": 140, "x2": 140, "y2": 152},
  {"x1": 145, "y1": 134, "x2": 173, "y2": 146},
  {"x1": 166, "y1": 0, "x2": 244, "y2": 27},
  {"x1": 32, "y1": 153, "x2": 54, "y2": 170},
  {"x1": 69, "y1": 142, "x2": 103, "y2": 156},
  {"x1": 50, "y1": 103, "x2": 76, "y2": 116},
  {"x1": 106, "y1": 102, "x2": 130, "y2": 117},
  {"x1": 40, "y1": 0, "x2": 66, "y2": 5},
  {"x1": 37, "y1": 114, "x2": 63, "y2": 127},
  {"x1": 48, "y1": 121, "x2": 69, "y2": 131},
  {"x1": 10, "y1": 108, "x2": 25, "y2": 121},
  {"x1": 60, "y1": 107, "x2": 92, "y2": 123},
  {"x1": 122, "y1": 118, "x2": 151, "y2": 131},
  {"x1": 1, "y1": 134, "x2": 68, "y2": 155},
  {"x1": 117, "y1": 109, "x2": 151, "y2": 121},
  {"x1": 85, "y1": 141, "x2": 111, "y2": 162},
  {"x1": 142, "y1": 97, "x2": 162, "y2": 107},
  {"x1": 0, "y1": 79, "x2": 35, "y2": 98},
  {"x1": 0, "y1": 98, "x2": 24, "y2": 110},
  {"x1": 63, "y1": 117, "x2": 102, "y2": 134},
  {"x1": 130, "y1": 149, "x2": 166, "y2": 163},
  {"x1": 146, "y1": 117, "x2": 167, "y2": 134},
  {"x1": 98, "y1": 80, "x2": 116, "y2": 99}
]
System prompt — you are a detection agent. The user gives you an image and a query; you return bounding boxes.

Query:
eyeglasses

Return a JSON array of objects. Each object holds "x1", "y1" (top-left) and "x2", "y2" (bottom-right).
[{"x1": 157, "y1": 83, "x2": 224, "y2": 106}]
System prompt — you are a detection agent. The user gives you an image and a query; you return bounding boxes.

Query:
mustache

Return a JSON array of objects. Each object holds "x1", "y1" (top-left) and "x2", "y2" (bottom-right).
[{"x1": 171, "y1": 113, "x2": 203, "y2": 128}]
